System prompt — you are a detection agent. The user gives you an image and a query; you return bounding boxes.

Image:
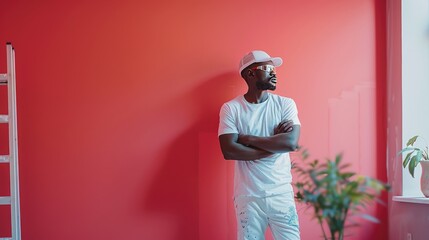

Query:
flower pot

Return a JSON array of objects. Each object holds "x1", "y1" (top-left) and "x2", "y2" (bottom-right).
[{"x1": 420, "y1": 161, "x2": 429, "y2": 197}]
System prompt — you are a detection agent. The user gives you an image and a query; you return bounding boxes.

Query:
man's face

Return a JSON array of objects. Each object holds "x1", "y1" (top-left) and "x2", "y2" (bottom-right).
[{"x1": 250, "y1": 61, "x2": 278, "y2": 91}]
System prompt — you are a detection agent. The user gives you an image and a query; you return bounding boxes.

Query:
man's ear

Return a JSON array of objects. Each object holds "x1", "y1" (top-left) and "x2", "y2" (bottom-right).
[{"x1": 241, "y1": 69, "x2": 254, "y2": 81}]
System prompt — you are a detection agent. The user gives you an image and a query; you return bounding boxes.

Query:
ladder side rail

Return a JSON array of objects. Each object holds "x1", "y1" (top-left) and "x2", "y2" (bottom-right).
[{"x1": 7, "y1": 43, "x2": 21, "y2": 240}]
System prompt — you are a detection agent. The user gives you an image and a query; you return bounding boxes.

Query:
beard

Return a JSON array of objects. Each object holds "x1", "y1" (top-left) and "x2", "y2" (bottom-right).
[{"x1": 256, "y1": 80, "x2": 276, "y2": 91}]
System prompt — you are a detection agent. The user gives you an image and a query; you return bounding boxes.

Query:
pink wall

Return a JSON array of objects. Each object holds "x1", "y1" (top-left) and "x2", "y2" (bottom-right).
[{"x1": 0, "y1": 0, "x2": 387, "y2": 239}]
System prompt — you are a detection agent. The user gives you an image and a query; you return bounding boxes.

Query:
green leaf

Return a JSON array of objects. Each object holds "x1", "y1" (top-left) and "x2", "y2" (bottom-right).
[
  {"x1": 415, "y1": 150, "x2": 423, "y2": 165},
  {"x1": 403, "y1": 151, "x2": 414, "y2": 168},
  {"x1": 398, "y1": 147, "x2": 419, "y2": 156},
  {"x1": 310, "y1": 159, "x2": 319, "y2": 168},
  {"x1": 409, "y1": 155, "x2": 418, "y2": 177},
  {"x1": 339, "y1": 163, "x2": 352, "y2": 170},
  {"x1": 335, "y1": 154, "x2": 342, "y2": 165},
  {"x1": 358, "y1": 214, "x2": 380, "y2": 223},
  {"x1": 407, "y1": 135, "x2": 419, "y2": 146},
  {"x1": 302, "y1": 149, "x2": 310, "y2": 159},
  {"x1": 340, "y1": 172, "x2": 355, "y2": 179},
  {"x1": 366, "y1": 178, "x2": 387, "y2": 192}
]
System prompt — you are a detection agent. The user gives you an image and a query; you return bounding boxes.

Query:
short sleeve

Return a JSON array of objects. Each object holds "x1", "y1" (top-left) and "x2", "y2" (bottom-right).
[
  {"x1": 218, "y1": 104, "x2": 239, "y2": 136},
  {"x1": 282, "y1": 99, "x2": 301, "y2": 125}
]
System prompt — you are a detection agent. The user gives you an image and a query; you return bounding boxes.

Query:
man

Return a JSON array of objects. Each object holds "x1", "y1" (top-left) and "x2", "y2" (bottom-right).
[{"x1": 218, "y1": 50, "x2": 301, "y2": 240}]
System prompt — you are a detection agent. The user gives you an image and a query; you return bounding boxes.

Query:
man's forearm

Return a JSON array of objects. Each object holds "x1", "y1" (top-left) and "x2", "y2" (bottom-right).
[
  {"x1": 239, "y1": 132, "x2": 299, "y2": 153},
  {"x1": 244, "y1": 134, "x2": 297, "y2": 153},
  {"x1": 221, "y1": 142, "x2": 273, "y2": 160}
]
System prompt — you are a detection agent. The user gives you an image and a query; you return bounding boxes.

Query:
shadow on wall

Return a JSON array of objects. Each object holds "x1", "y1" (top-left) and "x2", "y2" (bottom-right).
[{"x1": 141, "y1": 72, "x2": 241, "y2": 240}]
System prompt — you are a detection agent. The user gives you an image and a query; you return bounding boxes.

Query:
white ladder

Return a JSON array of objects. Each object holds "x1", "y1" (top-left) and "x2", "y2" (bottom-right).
[{"x1": 0, "y1": 43, "x2": 21, "y2": 240}]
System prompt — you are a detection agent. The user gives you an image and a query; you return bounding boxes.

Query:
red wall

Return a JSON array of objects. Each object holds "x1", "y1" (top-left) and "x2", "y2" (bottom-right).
[{"x1": 0, "y1": 0, "x2": 387, "y2": 239}]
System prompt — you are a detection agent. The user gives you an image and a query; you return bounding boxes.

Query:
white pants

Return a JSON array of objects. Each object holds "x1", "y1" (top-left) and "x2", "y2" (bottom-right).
[{"x1": 234, "y1": 192, "x2": 300, "y2": 240}]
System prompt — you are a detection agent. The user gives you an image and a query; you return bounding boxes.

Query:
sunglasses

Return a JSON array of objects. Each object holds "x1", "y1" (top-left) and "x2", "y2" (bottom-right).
[{"x1": 251, "y1": 65, "x2": 276, "y2": 73}]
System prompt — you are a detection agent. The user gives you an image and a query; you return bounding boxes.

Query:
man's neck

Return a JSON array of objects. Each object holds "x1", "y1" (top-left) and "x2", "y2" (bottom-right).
[{"x1": 244, "y1": 90, "x2": 269, "y2": 104}]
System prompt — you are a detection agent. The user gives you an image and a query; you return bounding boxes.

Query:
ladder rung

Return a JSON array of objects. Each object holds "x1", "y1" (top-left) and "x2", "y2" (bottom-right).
[
  {"x1": 0, "y1": 238, "x2": 12, "y2": 240},
  {"x1": 0, "y1": 155, "x2": 9, "y2": 163},
  {"x1": 0, "y1": 115, "x2": 8, "y2": 123},
  {"x1": 0, "y1": 73, "x2": 6, "y2": 84},
  {"x1": 0, "y1": 196, "x2": 11, "y2": 205}
]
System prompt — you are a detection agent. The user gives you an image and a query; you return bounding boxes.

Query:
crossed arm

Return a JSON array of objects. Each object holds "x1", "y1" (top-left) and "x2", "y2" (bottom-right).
[{"x1": 218, "y1": 120, "x2": 301, "y2": 161}]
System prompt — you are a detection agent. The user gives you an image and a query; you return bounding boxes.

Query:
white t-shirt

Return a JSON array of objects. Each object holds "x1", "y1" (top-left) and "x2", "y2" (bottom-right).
[{"x1": 218, "y1": 93, "x2": 300, "y2": 197}]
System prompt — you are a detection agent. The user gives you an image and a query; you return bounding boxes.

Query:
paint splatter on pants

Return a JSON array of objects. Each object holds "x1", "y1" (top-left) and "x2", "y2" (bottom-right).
[{"x1": 234, "y1": 192, "x2": 300, "y2": 240}]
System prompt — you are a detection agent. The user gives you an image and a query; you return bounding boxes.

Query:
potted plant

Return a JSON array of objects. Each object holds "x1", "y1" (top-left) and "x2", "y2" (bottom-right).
[
  {"x1": 398, "y1": 135, "x2": 429, "y2": 197},
  {"x1": 293, "y1": 150, "x2": 389, "y2": 240}
]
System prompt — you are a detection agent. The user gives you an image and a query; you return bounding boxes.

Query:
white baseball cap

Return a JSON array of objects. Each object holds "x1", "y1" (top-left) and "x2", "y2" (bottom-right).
[{"x1": 238, "y1": 50, "x2": 283, "y2": 74}]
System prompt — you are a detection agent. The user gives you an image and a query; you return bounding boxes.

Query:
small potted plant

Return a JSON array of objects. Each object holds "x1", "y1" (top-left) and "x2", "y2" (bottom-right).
[
  {"x1": 293, "y1": 150, "x2": 389, "y2": 240},
  {"x1": 398, "y1": 135, "x2": 429, "y2": 197}
]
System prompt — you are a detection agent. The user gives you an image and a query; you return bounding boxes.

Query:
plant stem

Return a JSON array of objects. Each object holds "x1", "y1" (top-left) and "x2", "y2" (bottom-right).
[
  {"x1": 338, "y1": 208, "x2": 348, "y2": 240},
  {"x1": 328, "y1": 219, "x2": 336, "y2": 240},
  {"x1": 317, "y1": 217, "x2": 328, "y2": 240}
]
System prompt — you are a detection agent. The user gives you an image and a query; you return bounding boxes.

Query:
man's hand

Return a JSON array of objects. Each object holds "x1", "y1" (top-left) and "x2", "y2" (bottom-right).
[{"x1": 274, "y1": 120, "x2": 294, "y2": 135}]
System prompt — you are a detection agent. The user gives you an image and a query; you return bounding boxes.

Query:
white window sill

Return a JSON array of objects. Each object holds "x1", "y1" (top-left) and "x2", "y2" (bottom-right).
[{"x1": 393, "y1": 196, "x2": 429, "y2": 204}]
